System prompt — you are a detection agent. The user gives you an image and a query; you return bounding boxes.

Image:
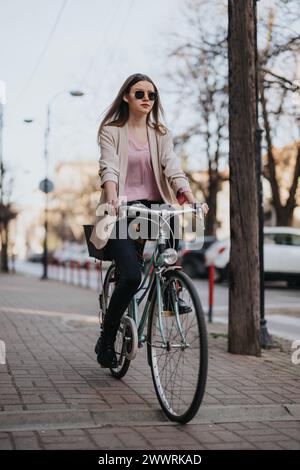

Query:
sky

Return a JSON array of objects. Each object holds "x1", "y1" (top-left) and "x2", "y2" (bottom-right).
[
  {"x1": 0, "y1": 0, "x2": 298, "y2": 209},
  {"x1": 0, "y1": 0, "x2": 183, "y2": 207}
]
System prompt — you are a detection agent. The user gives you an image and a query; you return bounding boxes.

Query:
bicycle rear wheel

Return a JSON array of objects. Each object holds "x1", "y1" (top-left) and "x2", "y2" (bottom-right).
[
  {"x1": 147, "y1": 269, "x2": 208, "y2": 423},
  {"x1": 102, "y1": 263, "x2": 131, "y2": 379}
]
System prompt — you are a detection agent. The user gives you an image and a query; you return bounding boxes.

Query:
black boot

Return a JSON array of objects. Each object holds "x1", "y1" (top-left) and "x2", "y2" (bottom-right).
[
  {"x1": 95, "y1": 331, "x2": 118, "y2": 369},
  {"x1": 163, "y1": 291, "x2": 192, "y2": 315},
  {"x1": 178, "y1": 297, "x2": 192, "y2": 314}
]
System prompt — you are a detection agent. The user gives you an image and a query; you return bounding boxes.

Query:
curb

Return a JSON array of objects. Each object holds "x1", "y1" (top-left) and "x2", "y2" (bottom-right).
[{"x1": 0, "y1": 404, "x2": 299, "y2": 432}]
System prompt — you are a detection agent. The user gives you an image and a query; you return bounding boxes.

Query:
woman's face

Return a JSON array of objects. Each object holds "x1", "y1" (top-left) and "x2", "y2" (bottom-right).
[{"x1": 123, "y1": 80, "x2": 156, "y2": 115}]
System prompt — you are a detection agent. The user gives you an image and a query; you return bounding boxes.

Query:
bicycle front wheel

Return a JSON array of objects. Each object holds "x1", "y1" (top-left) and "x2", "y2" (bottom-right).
[{"x1": 147, "y1": 269, "x2": 208, "y2": 423}]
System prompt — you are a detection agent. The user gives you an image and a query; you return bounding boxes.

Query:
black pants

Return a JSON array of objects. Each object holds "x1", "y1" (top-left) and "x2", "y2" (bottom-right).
[{"x1": 102, "y1": 199, "x2": 178, "y2": 340}]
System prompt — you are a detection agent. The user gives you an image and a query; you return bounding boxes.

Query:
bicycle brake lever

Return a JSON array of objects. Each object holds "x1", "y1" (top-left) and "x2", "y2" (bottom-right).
[{"x1": 192, "y1": 202, "x2": 203, "y2": 220}]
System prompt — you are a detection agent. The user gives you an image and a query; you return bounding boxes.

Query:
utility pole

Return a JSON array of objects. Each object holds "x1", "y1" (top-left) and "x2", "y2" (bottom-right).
[{"x1": 41, "y1": 104, "x2": 51, "y2": 280}]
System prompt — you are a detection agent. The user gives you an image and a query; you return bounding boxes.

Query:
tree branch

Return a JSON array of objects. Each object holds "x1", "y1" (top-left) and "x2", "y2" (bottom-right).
[{"x1": 262, "y1": 68, "x2": 299, "y2": 91}]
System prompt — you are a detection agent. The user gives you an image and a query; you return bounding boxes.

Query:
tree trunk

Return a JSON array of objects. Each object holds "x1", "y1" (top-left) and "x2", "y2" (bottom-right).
[
  {"x1": 276, "y1": 208, "x2": 296, "y2": 227},
  {"x1": 0, "y1": 221, "x2": 8, "y2": 272},
  {"x1": 228, "y1": 0, "x2": 261, "y2": 356}
]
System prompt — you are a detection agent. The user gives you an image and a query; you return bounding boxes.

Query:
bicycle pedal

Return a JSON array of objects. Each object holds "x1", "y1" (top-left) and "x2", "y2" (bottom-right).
[
  {"x1": 162, "y1": 310, "x2": 174, "y2": 317},
  {"x1": 162, "y1": 310, "x2": 189, "y2": 317}
]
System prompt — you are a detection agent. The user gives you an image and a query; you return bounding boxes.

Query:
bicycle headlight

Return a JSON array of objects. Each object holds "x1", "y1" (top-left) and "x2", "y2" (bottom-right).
[{"x1": 162, "y1": 248, "x2": 178, "y2": 265}]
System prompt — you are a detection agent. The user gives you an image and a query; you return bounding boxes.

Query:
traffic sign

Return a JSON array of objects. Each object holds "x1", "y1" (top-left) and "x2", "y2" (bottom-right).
[{"x1": 39, "y1": 178, "x2": 54, "y2": 194}]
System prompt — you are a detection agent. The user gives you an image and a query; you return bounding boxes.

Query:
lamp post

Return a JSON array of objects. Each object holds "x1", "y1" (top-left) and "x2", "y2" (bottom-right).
[
  {"x1": 0, "y1": 81, "x2": 5, "y2": 206},
  {"x1": 254, "y1": 1, "x2": 273, "y2": 347},
  {"x1": 42, "y1": 89, "x2": 84, "y2": 280},
  {"x1": 0, "y1": 81, "x2": 6, "y2": 272},
  {"x1": 25, "y1": 89, "x2": 84, "y2": 280}
]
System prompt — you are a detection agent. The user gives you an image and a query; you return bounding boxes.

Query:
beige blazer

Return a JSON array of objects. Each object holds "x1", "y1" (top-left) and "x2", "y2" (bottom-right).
[{"x1": 90, "y1": 121, "x2": 191, "y2": 249}]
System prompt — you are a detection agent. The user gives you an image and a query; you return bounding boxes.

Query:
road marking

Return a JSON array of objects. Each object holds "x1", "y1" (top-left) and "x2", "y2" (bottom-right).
[
  {"x1": 213, "y1": 313, "x2": 300, "y2": 341},
  {"x1": 0, "y1": 307, "x2": 98, "y2": 324}
]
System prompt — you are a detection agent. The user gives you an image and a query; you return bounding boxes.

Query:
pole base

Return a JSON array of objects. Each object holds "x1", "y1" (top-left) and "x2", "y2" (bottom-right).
[
  {"x1": 260, "y1": 321, "x2": 273, "y2": 349},
  {"x1": 208, "y1": 306, "x2": 213, "y2": 323}
]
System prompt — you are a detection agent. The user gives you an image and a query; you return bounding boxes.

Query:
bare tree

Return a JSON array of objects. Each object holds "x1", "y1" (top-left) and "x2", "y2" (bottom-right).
[
  {"x1": 49, "y1": 171, "x2": 99, "y2": 245},
  {"x1": 228, "y1": 0, "x2": 261, "y2": 356},
  {"x1": 258, "y1": 1, "x2": 300, "y2": 225},
  {"x1": 163, "y1": 0, "x2": 299, "y2": 231},
  {"x1": 163, "y1": 0, "x2": 228, "y2": 236}
]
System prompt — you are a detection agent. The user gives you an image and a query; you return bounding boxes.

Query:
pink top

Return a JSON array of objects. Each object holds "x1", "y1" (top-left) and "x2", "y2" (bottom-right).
[
  {"x1": 122, "y1": 129, "x2": 191, "y2": 204},
  {"x1": 124, "y1": 130, "x2": 162, "y2": 202}
]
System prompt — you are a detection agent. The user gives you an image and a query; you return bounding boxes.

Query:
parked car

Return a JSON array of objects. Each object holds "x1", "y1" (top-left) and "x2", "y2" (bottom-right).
[
  {"x1": 27, "y1": 251, "x2": 57, "y2": 264},
  {"x1": 177, "y1": 236, "x2": 217, "y2": 278},
  {"x1": 140, "y1": 237, "x2": 216, "y2": 278},
  {"x1": 27, "y1": 252, "x2": 44, "y2": 263},
  {"x1": 52, "y1": 243, "x2": 90, "y2": 267},
  {"x1": 204, "y1": 226, "x2": 300, "y2": 286}
]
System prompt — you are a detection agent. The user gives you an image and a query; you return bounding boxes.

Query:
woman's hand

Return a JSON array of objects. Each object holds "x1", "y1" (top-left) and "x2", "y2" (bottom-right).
[
  {"x1": 183, "y1": 191, "x2": 209, "y2": 216},
  {"x1": 201, "y1": 203, "x2": 209, "y2": 216},
  {"x1": 103, "y1": 181, "x2": 119, "y2": 215}
]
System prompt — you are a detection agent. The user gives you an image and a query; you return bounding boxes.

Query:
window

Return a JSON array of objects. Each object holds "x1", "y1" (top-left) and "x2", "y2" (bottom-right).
[
  {"x1": 291, "y1": 235, "x2": 300, "y2": 247},
  {"x1": 265, "y1": 232, "x2": 300, "y2": 246},
  {"x1": 264, "y1": 233, "x2": 276, "y2": 245}
]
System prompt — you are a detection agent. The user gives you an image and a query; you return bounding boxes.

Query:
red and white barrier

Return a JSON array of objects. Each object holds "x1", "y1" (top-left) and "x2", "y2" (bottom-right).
[{"x1": 48, "y1": 259, "x2": 103, "y2": 290}]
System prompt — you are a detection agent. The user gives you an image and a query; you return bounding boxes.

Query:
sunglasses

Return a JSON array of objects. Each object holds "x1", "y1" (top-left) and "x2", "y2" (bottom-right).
[{"x1": 134, "y1": 90, "x2": 157, "y2": 101}]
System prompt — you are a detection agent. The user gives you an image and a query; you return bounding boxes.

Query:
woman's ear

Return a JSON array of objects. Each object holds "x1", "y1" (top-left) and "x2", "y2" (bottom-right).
[{"x1": 123, "y1": 94, "x2": 128, "y2": 103}]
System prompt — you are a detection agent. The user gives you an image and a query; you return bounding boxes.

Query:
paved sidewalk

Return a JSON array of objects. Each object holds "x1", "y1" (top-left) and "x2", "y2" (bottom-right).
[{"x1": 0, "y1": 272, "x2": 299, "y2": 450}]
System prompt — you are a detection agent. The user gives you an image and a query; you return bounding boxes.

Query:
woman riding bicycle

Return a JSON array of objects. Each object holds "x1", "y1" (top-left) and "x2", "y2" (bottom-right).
[{"x1": 90, "y1": 72, "x2": 208, "y2": 368}]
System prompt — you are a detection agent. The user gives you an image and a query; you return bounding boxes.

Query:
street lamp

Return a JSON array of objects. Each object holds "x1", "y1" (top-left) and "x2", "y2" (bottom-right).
[
  {"x1": 25, "y1": 89, "x2": 85, "y2": 280},
  {"x1": 254, "y1": 1, "x2": 273, "y2": 348},
  {"x1": 42, "y1": 89, "x2": 84, "y2": 280},
  {"x1": 69, "y1": 90, "x2": 84, "y2": 97}
]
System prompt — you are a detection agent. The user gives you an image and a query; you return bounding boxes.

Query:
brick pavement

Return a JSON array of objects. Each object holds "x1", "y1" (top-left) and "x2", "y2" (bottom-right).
[{"x1": 0, "y1": 272, "x2": 299, "y2": 450}]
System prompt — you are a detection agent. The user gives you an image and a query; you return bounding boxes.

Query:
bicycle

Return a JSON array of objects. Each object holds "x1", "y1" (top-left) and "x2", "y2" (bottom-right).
[{"x1": 86, "y1": 202, "x2": 208, "y2": 423}]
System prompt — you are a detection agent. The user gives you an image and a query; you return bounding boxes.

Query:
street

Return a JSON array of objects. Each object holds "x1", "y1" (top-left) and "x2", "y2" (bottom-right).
[
  {"x1": 0, "y1": 272, "x2": 299, "y2": 451},
  {"x1": 15, "y1": 260, "x2": 300, "y2": 341}
]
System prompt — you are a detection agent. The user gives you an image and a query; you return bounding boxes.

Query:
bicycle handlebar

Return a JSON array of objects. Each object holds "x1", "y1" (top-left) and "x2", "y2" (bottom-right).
[{"x1": 118, "y1": 202, "x2": 204, "y2": 219}]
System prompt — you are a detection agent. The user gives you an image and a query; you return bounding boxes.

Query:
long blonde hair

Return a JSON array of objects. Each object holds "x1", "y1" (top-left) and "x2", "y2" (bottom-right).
[{"x1": 97, "y1": 73, "x2": 167, "y2": 143}]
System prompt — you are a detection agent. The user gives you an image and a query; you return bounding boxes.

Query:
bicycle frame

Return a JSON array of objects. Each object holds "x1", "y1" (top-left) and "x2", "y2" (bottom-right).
[
  {"x1": 129, "y1": 256, "x2": 186, "y2": 349},
  {"x1": 123, "y1": 214, "x2": 186, "y2": 348},
  {"x1": 99, "y1": 202, "x2": 207, "y2": 423},
  {"x1": 107, "y1": 202, "x2": 204, "y2": 351},
  {"x1": 129, "y1": 244, "x2": 164, "y2": 345}
]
